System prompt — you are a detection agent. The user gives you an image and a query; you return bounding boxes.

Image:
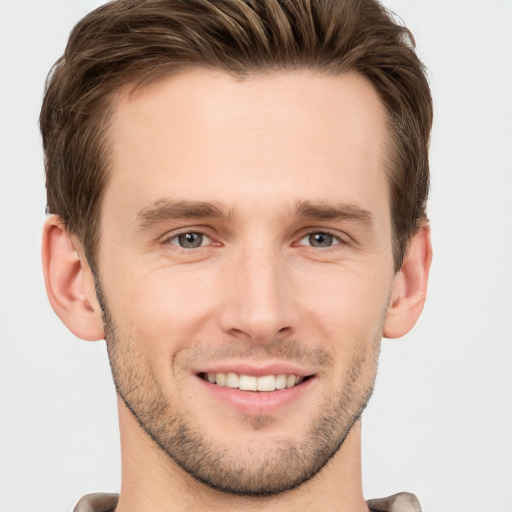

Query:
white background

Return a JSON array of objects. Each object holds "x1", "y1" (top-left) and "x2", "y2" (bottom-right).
[{"x1": 0, "y1": 1, "x2": 511, "y2": 511}]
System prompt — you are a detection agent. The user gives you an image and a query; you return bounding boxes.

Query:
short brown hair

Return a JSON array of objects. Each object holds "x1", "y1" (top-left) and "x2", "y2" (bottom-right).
[{"x1": 40, "y1": 0, "x2": 432, "y2": 272}]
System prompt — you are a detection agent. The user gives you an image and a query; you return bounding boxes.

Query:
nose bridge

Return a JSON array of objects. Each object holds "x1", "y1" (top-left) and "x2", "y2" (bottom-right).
[{"x1": 218, "y1": 241, "x2": 296, "y2": 342}]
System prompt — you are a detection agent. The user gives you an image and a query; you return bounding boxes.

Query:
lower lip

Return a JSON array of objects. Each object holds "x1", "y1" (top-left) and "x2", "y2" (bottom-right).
[{"x1": 196, "y1": 376, "x2": 315, "y2": 415}]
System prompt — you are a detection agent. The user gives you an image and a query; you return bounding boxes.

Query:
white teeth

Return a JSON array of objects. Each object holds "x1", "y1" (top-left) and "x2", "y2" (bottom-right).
[
  {"x1": 257, "y1": 375, "x2": 276, "y2": 391},
  {"x1": 216, "y1": 372, "x2": 226, "y2": 387},
  {"x1": 203, "y1": 372, "x2": 305, "y2": 392},
  {"x1": 239, "y1": 375, "x2": 257, "y2": 391},
  {"x1": 275, "y1": 374, "x2": 287, "y2": 389},
  {"x1": 225, "y1": 372, "x2": 238, "y2": 389}
]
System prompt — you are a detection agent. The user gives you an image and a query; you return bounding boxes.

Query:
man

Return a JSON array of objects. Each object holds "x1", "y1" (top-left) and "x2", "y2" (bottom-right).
[{"x1": 40, "y1": 0, "x2": 432, "y2": 510}]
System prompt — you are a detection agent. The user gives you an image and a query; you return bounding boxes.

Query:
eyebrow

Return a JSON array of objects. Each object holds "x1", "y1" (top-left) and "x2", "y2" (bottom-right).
[
  {"x1": 293, "y1": 200, "x2": 374, "y2": 226},
  {"x1": 135, "y1": 199, "x2": 232, "y2": 228},
  {"x1": 134, "y1": 198, "x2": 374, "y2": 229}
]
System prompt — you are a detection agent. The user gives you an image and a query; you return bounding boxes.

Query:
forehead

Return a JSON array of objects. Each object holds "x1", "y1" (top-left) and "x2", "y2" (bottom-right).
[{"x1": 104, "y1": 69, "x2": 390, "y2": 224}]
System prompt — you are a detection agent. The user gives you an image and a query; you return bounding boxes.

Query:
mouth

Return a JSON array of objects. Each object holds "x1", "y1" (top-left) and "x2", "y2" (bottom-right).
[
  {"x1": 198, "y1": 372, "x2": 312, "y2": 392},
  {"x1": 195, "y1": 368, "x2": 317, "y2": 415}
]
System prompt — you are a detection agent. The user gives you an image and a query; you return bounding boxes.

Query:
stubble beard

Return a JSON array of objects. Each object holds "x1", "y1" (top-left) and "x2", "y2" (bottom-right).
[{"x1": 100, "y1": 293, "x2": 381, "y2": 497}]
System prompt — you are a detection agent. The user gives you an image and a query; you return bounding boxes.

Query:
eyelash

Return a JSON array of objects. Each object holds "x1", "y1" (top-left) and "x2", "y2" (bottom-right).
[
  {"x1": 165, "y1": 230, "x2": 214, "y2": 249},
  {"x1": 163, "y1": 229, "x2": 347, "y2": 251},
  {"x1": 296, "y1": 230, "x2": 346, "y2": 249}
]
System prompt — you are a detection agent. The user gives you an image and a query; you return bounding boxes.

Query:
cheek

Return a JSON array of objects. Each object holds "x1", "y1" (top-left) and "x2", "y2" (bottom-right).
[
  {"x1": 104, "y1": 264, "x2": 219, "y2": 346},
  {"x1": 101, "y1": 251, "x2": 394, "y2": 355},
  {"x1": 295, "y1": 262, "x2": 393, "y2": 336}
]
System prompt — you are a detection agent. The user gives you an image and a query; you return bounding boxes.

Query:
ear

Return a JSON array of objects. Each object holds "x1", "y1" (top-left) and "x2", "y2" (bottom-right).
[
  {"x1": 42, "y1": 215, "x2": 105, "y2": 341},
  {"x1": 383, "y1": 221, "x2": 432, "y2": 339}
]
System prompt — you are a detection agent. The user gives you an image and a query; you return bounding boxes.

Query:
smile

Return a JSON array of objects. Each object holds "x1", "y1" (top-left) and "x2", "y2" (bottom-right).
[{"x1": 200, "y1": 372, "x2": 307, "y2": 392}]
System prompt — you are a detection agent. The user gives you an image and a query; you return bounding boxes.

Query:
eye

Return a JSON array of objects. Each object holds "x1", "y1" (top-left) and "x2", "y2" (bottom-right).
[
  {"x1": 299, "y1": 232, "x2": 341, "y2": 248},
  {"x1": 168, "y1": 231, "x2": 211, "y2": 249}
]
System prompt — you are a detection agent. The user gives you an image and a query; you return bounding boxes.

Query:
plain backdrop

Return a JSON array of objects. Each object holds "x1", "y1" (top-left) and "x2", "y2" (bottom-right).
[{"x1": 0, "y1": 1, "x2": 511, "y2": 511}]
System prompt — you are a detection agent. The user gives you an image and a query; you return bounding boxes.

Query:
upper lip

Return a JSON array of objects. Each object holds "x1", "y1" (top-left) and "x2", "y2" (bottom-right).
[{"x1": 194, "y1": 361, "x2": 316, "y2": 378}]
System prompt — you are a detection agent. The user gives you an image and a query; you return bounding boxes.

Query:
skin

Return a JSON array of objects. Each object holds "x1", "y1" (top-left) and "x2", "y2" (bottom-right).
[{"x1": 42, "y1": 69, "x2": 432, "y2": 512}]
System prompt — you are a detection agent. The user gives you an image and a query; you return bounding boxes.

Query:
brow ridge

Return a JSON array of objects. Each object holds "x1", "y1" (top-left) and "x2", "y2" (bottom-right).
[
  {"x1": 135, "y1": 199, "x2": 232, "y2": 228},
  {"x1": 134, "y1": 198, "x2": 374, "y2": 229},
  {"x1": 294, "y1": 200, "x2": 374, "y2": 225}
]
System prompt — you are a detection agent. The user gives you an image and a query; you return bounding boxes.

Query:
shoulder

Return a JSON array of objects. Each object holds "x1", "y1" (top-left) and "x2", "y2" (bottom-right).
[
  {"x1": 367, "y1": 492, "x2": 423, "y2": 512},
  {"x1": 72, "y1": 491, "x2": 421, "y2": 512},
  {"x1": 73, "y1": 493, "x2": 119, "y2": 512}
]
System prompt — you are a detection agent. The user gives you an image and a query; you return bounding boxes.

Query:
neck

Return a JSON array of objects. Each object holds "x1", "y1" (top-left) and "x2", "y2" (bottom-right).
[{"x1": 115, "y1": 399, "x2": 369, "y2": 512}]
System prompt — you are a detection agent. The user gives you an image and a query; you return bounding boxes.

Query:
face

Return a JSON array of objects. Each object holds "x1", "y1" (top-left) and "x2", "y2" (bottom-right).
[{"x1": 97, "y1": 69, "x2": 396, "y2": 495}]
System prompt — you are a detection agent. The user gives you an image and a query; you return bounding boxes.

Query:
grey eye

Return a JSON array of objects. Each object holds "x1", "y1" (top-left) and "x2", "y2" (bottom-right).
[
  {"x1": 309, "y1": 233, "x2": 334, "y2": 247},
  {"x1": 173, "y1": 232, "x2": 207, "y2": 249},
  {"x1": 300, "y1": 232, "x2": 338, "y2": 248}
]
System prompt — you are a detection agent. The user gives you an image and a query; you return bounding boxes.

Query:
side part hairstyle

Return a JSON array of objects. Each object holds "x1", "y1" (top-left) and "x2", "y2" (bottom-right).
[{"x1": 40, "y1": 0, "x2": 433, "y2": 273}]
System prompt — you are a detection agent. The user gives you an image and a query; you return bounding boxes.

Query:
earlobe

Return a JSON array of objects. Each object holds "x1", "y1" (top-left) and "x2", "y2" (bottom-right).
[
  {"x1": 383, "y1": 221, "x2": 432, "y2": 339},
  {"x1": 42, "y1": 215, "x2": 105, "y2": 341}
]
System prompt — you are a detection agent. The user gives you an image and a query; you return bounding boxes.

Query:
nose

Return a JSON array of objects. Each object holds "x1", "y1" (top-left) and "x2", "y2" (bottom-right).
[{"x1": 216, "y1": 246, "x2": 299, "y2": 344}]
